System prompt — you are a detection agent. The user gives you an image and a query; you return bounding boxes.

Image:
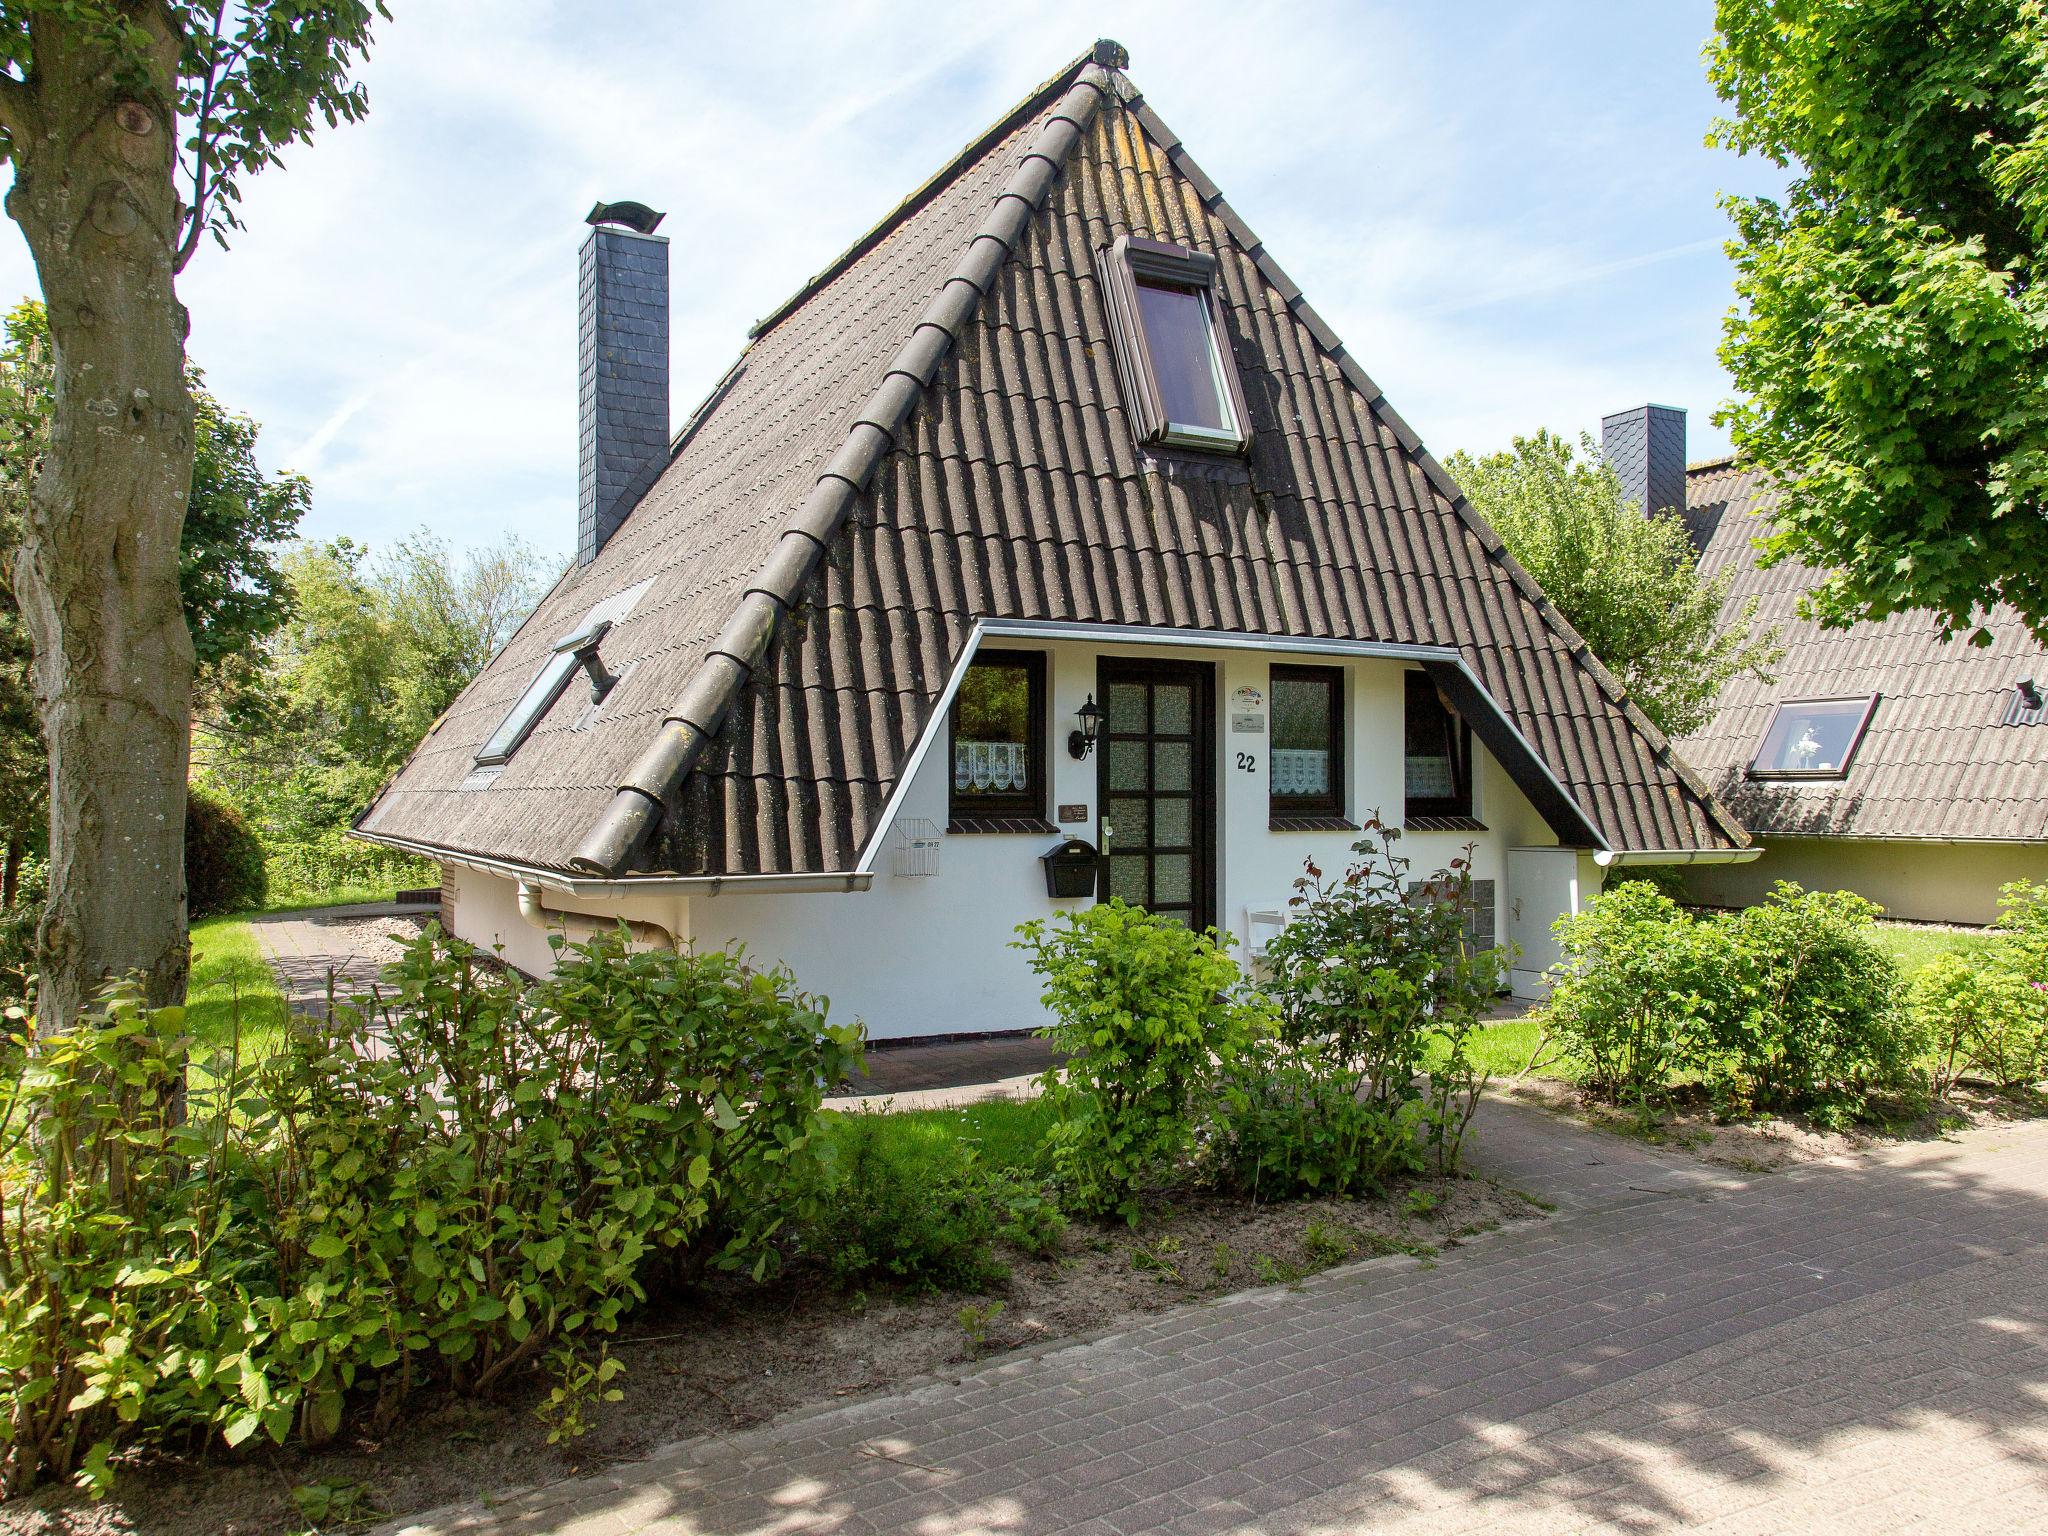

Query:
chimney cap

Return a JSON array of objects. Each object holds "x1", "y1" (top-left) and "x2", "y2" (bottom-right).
[
  {"x1": 586, "y1": 200, "x2": 665, "y2": 235},
  {"x1": 1092, "y1": 39, "x2": 1128, "y2": 69}
]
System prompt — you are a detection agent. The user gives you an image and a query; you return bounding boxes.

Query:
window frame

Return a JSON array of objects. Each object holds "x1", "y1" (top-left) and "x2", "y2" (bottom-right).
[
  {"x1": 1268, "y1": 663, "x2": 1346, "y2": 820},
  {"x1": 474, "y1": 617, "x2": 615, "y2": 768},
  {"x1": 946, "y1": 649, "x2": 1049, "y2": 826},
  {"x1": 1747, "y1": 694, "x2": 1881, "y2": 781},
  {"x1": 1403, "y1": 670, "x2": 1474, "y2": 820},
  {"x1": 1097, "y1": 234, "x2": 1252, "y2": 454}
]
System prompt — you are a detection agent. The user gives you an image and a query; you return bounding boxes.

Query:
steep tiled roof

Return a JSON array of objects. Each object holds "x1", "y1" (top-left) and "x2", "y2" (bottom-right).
[
  {"x1": 360, "y1": 45, "x2": 1747, "y2": 876},
  {"x1": 1677, "y1": 459, "x2": 2048, "y2": 842}
]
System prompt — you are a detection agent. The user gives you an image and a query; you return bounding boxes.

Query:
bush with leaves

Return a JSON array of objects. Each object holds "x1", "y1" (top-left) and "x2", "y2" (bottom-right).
[
  {"x1": 1911, "y1": 881, "x2": 2048, "y2": 1094},
  {"x1": 184, "y1": 788, "x2": 268, "y2": 918},
  {"x1": 806, "y1": 1114, "x2": 1012, "y2": 1293},
  {"x1": 1711, "y1": 884, "x2": 1916, "y2": 1120},
  {"x1": 1014, "y1": 901, "x2": 1263, "y2": 1222},
  {"x1": 1541, "y1": 880, "x2": 1724, "y2": 1108},
  {"x1": 1216, "y1": 821, "x2": 1507, "y2": 1196},
  {"x1": 0, "y1": 927, "x2": 858, "y2": 1498},
  {"x1": 0, "y1": 853, "x2": 44, "y2": 1001}
]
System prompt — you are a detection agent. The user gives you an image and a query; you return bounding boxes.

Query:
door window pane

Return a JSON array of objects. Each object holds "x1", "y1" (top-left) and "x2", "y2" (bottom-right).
[
  {"x1": 1153, "y1": 683, "x2": 1193, "y2": 736},
  {"x1": 1108, "y1": 738, "x2": 1149, "y2": 791},
  {"x1": 1109, "y1": 855, "x2": 1149, "y2": 904},
  {"x1": 1152, "y1": 798, "x2": 1191, "y2": 849},
  {"x1": 1106, "y1": 682, "x2": 1148, "y2": 734},
  {"x1": 1153, "y1": 854, "x2": 1193, "y2": 905},
  {"x1": 1107, "y1": 797, "x2": 1147, "y2": 847},
  {"x1": 1154, "y1": 740, "x2": 1192, "y2": 791}
]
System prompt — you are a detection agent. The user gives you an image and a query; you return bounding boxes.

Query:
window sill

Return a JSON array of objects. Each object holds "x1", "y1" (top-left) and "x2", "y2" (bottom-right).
[
  {"x1": 1404, "y1": 815, "x2": 1487, "y2": 832},
  {"x1": 947, "y1": 816, "x2": 1061, "y2": 835},
  {"x1": 1268, "y1": 815, "x2": 1359, "y2": 833}
]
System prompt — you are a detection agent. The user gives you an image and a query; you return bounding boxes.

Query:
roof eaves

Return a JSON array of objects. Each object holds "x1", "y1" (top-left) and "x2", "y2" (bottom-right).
[
  {"x1": 1117, "y1": 83, "x2": 1749, "y2": 853},
  {"x1": 569, "y1": 58, "x2": 1122, "y2": 876}
]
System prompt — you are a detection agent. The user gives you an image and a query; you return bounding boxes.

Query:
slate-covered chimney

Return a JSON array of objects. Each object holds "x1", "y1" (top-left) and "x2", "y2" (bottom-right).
[
  {"x1": 1600, "y1": 403, "x2": 1687, "y2": 519},
  {"x1": 578, "y1": 201, "x2": 670, "y2": 566}
]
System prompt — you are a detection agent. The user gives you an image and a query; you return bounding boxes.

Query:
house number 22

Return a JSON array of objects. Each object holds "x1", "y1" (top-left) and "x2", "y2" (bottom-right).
[{"x1": 1235, "y1": 751, "x2": 1257, "y2": 773}]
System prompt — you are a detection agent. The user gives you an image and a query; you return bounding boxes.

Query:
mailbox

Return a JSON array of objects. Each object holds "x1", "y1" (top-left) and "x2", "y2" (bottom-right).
[{"x1": 1040, "y1": 838, "x2": 1100, "y2": 899}]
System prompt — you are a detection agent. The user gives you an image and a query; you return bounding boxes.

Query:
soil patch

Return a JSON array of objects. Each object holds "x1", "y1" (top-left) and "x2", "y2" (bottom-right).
[
  {"x1": 1498, "y1": 1073, "x2": 2048, "y2": 1172},
  {"x1": 0, "y1": 1175, "x2": 1540, "y2": 1536}
]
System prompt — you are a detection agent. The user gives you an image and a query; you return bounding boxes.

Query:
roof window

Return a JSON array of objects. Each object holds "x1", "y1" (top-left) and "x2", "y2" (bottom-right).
[
  {"x1": 1748, "y1": 696, "x2": 1879, "y2": 780},
  {"x1": 474, "y1": 577, "x2": 655, "y2": 767},
  {"x1": 1098, "y1": 235, "x2": 1250, "y2": 453}
]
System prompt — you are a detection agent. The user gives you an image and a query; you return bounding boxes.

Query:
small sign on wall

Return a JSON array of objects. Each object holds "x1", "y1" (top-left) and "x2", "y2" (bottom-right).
[
  {"x1": 1058, "y1": 803, "x2": 1089, "y2": 825},
  {"x1": 1230, "y1": 684, "x2": 1266, "y2": 735}
]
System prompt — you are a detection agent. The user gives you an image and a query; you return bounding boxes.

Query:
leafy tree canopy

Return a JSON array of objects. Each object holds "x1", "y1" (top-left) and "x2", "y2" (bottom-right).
[
  {"x1": 1709, "y1": 0, "x2": 2048, "y2": 642},
  {"x1": 1448, "y1": 430, "x2": 1782, "y2": 739}
]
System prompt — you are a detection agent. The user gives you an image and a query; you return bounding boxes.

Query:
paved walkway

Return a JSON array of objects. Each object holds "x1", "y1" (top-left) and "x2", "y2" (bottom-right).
[
  {"x1": 379, "y1": 1100, "x2": 2048, "y2": 1535},
  {"x1": 249, "y1": 902, "x2": 425, "y2": 1018}
]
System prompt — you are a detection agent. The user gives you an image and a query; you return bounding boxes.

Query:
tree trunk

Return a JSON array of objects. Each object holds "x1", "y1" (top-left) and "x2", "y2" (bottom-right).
[{"x1": 2, "y1": 10, "x2": 196, "y2": 1030}]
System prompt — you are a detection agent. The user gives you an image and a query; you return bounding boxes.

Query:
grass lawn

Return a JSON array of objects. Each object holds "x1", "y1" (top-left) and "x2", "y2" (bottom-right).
[
  {"x1": 1871, "y1": 920, "x2": 1998, "y2": 977},
  {"x1": 819, "y1": 1096, "x2": 1058, "y2": 1171},
  {"x1": 187, "y1": 912, "x2": 289, "y2": 1063}
]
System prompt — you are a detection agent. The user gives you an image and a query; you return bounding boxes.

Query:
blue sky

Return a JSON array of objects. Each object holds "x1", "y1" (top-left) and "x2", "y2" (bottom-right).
[{"x1": 0, "y1": 1, "x2": 1784, "y2": 568}]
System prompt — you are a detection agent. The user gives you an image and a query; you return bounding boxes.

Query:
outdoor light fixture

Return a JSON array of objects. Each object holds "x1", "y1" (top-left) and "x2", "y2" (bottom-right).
[{"x1": 1069, "y1": 694, "x2": 1103, "y2": 760}]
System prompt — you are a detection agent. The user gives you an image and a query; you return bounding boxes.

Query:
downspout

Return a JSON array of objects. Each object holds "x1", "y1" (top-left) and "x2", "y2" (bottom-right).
[{"x1": 516, "y1": 880, "x2": 677, "y2": 951}]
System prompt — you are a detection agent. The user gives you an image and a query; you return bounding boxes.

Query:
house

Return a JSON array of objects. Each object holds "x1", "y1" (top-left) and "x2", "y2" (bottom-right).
[
  {"x1": 355, "y1": 42, "x2": 1756, "y2": 1033},
  {"x1": 1598, "y1": 405, "x2": 2048, "y2": 926}
]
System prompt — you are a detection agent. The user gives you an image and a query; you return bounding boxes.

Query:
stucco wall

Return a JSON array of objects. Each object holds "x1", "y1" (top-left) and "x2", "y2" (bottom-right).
[
  {"x1": 452, "y1": 639, "x2": 1592, "y2": 1040},
  {"x1": 1680, "y1": 837, "x2": 2048, "y2": 925}
]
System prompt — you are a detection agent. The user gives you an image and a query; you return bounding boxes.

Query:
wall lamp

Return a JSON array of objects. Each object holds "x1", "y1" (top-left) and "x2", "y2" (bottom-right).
[{"x1": 1068, "y1": 694, "x2": 1103, "y2": 760}]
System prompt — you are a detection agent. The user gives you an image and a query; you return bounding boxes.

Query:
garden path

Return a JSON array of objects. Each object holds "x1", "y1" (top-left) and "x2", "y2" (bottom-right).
[
  {"x1": 379, "y1": 1098, "x2": 2048, "y2": 1535},
  {"x1": 249, "y1": 902, "x2": 430, "y2": 1018}
]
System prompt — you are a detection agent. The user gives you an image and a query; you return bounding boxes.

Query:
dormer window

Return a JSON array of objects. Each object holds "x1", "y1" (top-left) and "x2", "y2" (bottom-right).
[
  {"x1": 1748, "y1": 695, "x2": 1879, "y2": 780},
  {"x1": 1098, "y1": 235, "x2": 1250, "y2": 453}
]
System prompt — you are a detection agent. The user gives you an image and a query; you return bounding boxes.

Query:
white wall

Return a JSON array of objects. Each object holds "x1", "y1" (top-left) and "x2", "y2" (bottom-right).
[{"x1": 456, "y1": 639, "x2": 1596, "y2": 1040}]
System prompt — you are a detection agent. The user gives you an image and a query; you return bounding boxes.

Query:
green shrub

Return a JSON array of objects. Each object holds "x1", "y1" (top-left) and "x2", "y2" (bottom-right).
[
  {"x1": 259, "y1": 828, "x2": 434, "y2": 906},
  {"x1": 1712, "y1": 884, "x2": 1917, "y2": 1119},
  {"x1": 806, "y1": 1114, "x2": 1009, "y2": 1293},
  {"x1": 0, "y1": 928, "x2": 857, "y2": 1498},
  {"x1": 1541, "y1": 880, "x2": 1721, "y2": 1106},
  {"x1": 0, "y1": 853, "x2": 45, "y2": 1000},
  {"x1": 1910, "y1": 954, "x2": 2045, "y2": 1093},
  {"x1": 1014, "y1": 901, "x2": 1263, "y2": 1223},
  {"x1": 184, "y1": 789, "x2": 268, "y2": 917},
  {"x1": 1218, "y1": 821, "x2": 1507, "y2": 1194}
]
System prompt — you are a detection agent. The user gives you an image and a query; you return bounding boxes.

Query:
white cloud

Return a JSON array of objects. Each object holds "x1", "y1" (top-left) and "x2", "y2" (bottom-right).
[{"x1": 0, "y1": 0, "x2": 1777, "y2": 562}]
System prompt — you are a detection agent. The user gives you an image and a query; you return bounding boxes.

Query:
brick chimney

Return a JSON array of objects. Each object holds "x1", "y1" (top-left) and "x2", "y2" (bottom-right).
[
  {"x1": 1600, "y1": 403, "x2": 1687, "y2": 519},
  {"x1": 578, "y1": 201, "x2": 670, "y2": 566}
]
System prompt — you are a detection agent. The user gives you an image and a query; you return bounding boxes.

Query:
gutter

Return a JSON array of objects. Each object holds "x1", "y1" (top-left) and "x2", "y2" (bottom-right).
[
  {"x1": 353, "y1": 827, "x2": 872, "y2": 899},
  {"x1": 516, "y1": 880, "x2": 676, "y2": 950},
  {"x1": 1593, "y1": 848, "x2": 1763, "y2": 867}
]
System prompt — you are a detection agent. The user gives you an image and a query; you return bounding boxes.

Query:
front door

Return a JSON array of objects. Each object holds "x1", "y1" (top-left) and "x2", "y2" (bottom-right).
[{"x1": 1097, "y1": 659, "x2": 1215, "y2": 931}]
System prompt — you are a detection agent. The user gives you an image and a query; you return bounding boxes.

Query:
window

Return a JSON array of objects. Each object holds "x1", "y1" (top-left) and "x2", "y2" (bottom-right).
[
  {"x1": 948, "y1": 651, "x2": 1047, "y2": 825},
  {"x1": 475, "y1": 616, "x2": 616, "y2": 766},
  {"x1": 1098, "y1": 234, "x2": 1251, "y2": 453},
  {"x1": 1404, "y1": 671, "x2": 1472, "y2": 819},
  {"x1": 1749, "y1": 695, "x2": 1879, "y2": 779},
  {"x1": 1269, "y1": 664, "x2": 1344, "y2": 820}
]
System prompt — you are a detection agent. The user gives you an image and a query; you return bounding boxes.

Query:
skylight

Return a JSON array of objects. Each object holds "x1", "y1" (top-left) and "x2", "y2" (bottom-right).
[
  {"x1": 473, "y1": 579, "x2": 654, "y2": 767},
  {"x1": 1098, "y1": 235, "x2": 1250, "y2": 453},
  {"x1": 1748, "y1": 696, "x2": 1879, "y2": 780}
]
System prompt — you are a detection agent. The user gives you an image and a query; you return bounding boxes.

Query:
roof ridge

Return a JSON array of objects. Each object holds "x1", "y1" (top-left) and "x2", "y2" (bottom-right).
[
  {"x1": 1687, "y1": 452, "x2": 1740, "y2": 473},
  {"x1": 571, "y1": 59, "x2": 1120, "y2": 874},
  {"x1": 1113, "y1": 83, "x2": 1749, "y2": 852},
  {"x1": 746, "y1": 42, "x2": 1125, "y2": 343}
]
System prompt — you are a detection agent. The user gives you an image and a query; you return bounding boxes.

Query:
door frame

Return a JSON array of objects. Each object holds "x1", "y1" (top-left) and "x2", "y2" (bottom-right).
[{"x1": 1094, "y1": 656, "x2": 1218, "y2": 933}]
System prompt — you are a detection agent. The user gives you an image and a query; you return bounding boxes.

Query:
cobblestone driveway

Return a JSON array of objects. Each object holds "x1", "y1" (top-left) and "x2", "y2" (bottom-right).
[{"x1": 379, "y1": 1103, "x2": 2048, "y2": 1536}]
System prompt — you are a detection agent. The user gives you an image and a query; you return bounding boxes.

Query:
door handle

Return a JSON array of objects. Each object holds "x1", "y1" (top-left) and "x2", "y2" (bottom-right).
[{"x1": 1099, "y1": 819, "x2": 1113, "y2": 849}]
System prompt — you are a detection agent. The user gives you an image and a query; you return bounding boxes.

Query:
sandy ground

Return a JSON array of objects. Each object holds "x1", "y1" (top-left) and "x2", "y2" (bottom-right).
[{"x1": 0, "y1": 1175, "x2": 1538, "y2": 1536}]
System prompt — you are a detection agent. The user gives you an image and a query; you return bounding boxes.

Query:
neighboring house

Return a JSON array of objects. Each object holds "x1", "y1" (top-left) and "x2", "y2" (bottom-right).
[
  {"x1": 1599, "y1": 405, "x2": 2048, "y2": 926},
  {"x1": 356, "y1": 43, "x2": 1756, "y2": 1033}
]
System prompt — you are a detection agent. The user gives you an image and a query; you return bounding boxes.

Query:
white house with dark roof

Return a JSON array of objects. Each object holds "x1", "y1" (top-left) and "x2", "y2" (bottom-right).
[
  {"x1": 1598, "y1": 406, "x2": 2048, "y2": 926},
  {"x1": 356, "y1": 43, "x2": 1759, "y2": 1032}
]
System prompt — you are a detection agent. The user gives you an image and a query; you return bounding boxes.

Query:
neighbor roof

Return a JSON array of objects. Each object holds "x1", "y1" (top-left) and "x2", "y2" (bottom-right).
[
  {"x1": 1677, "y1": 458, "x2": 2048, "y2": 843},
  {"x1": 358, "y1": 43, "x2": 1747, "y2": 877}
]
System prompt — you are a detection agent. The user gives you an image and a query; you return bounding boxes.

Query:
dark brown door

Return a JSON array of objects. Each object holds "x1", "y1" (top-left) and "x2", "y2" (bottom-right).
[{"x1": 1097, "y1": 658, "x2": 1215, "y2": 931}]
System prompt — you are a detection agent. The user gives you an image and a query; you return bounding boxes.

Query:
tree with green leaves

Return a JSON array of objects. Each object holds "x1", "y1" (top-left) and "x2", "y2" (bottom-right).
[
  {"x1": 0, "y1": 299, "x2": 309, "y2": 905},
  {"x1": 1448, "y1": 430, "x2": 1781, "y2": 739},
  {"x1": 0, "y1": 3, "x2": 383, "y2": 1028},
  {"x1": 1709, "y1": 0, "x2": 2048, "y2": 644},
  {"x1": 196, "y1": 534, "x2": 552, "y2": 896}
]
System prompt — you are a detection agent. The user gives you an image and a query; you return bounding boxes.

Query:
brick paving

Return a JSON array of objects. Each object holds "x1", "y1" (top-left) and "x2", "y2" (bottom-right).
[
  {"x1": 375, "y1": 1102, "x2": 2048, "y2": 1536},
  {"x1": 249, "y1": 902, "x2": 427, "y2": 1018}
]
